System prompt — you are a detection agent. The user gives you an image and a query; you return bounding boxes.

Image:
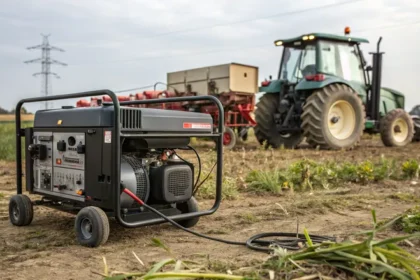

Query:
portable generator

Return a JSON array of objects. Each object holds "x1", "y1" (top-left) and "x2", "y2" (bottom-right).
[{"x1": 9, "y1": 90, "x2": 223, "y2": 247}]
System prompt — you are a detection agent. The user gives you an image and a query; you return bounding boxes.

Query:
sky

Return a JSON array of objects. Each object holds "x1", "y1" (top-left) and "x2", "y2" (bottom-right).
[{"x1": 0, "y1": 0, "x2": 419, "y2": 113}]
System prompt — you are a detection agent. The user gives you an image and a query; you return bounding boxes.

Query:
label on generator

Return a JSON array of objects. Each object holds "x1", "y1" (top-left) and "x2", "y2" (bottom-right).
[
  {"x1": 104, "y1": 131, "x2": 112, "y2": 143},
  {"x1": 183, "y1": 122, "x2": 211, "y2": 129}
]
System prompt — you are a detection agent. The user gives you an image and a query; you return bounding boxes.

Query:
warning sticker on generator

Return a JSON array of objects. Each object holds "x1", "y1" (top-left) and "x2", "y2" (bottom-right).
[
  {"x1": 183, "y1": 123, "x2": 212, "y2": 129},
  {"x1": 104, "y1": 131, "x2": 112, "y2": 143}
]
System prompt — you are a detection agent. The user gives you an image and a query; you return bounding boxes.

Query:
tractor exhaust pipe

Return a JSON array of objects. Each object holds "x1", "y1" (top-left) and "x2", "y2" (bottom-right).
[{"x1": 368, "y1": 36, "x2": 384, "y2": 127}]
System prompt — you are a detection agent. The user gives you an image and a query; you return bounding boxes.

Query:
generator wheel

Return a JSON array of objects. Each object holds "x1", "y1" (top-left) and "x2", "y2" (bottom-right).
[
  {"x1": 176, "y1": 197, "x2": 199, "y2": 228},
  {"x1": 75, "y1": 206, "x2": 110, "y2": 247},
  {"x1": 9, "y1": 194, "x2": 33, "y2": 226},
  {"x1": 380, "y1": 109, "x2": 414, "y2": 146},
  {"x1": 223, "y1": 127, "x2": 236, "y2": 149},
  {"x1": 254, "y1": 93, "x2": 303, "y2": 149},
  {"x1": 301, "y1": 84, "x2": 365, "y2": 150}
]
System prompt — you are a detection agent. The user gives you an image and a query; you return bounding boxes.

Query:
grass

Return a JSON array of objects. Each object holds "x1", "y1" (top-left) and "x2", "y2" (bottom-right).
[
  {"x1": 245, "y1": 157, "x2": 420, "y2": 194},
  {"x1": 0, "y1": 121, "x2": 33, "y2": 161}
]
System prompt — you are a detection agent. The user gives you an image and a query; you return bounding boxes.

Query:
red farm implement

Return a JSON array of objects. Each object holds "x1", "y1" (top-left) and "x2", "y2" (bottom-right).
[{"x1": 76, "y1": 63, "x2": 258, "y2": 149}]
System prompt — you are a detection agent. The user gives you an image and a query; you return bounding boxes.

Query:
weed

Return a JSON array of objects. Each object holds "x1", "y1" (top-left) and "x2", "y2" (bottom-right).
[
  {"x1": 401, "y1": 159, "x2": 419, "y2": 179},
  {"x1": 246, "y1": 158, "x2": 420, "y2": 194},
  {"x1": 196, "y1": 175, "x2": 238, "y2": 200},
  {"x1": 246, "y1": 169, "x2": 285, "y2": 194},
  {"x1": 0, "y1": 192, "x2": 4, "y2": 199},
  {"x1": 238, "y1": 212, "x2": 259, "y2": 224}
]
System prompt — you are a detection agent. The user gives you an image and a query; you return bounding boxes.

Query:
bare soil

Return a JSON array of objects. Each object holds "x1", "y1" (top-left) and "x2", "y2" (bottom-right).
[{"x1": 1, "y1": 138, "x2": 420, "y2": 280}]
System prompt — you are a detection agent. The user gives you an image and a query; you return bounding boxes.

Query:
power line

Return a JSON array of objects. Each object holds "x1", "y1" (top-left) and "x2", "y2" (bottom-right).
[
  {"x1": 25, "y1": 34, "x2": 67, "y2": 109},
  {"x1": 104, "y1": 0, "x2": 363, "y2": 43},
  {"x1": 71, "y1": 19, "x2": 420, "y2": 67},
  {"x1": 114, "y1": 85, "x2": 156, "y2": 93},
  {"x1": 111, "y1": 20, "x2": 420, "y2": 94}
]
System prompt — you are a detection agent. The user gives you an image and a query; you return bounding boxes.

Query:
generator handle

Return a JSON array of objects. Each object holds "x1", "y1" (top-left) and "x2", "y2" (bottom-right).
[
  {"x1": 115, "y1": 95, "x2": 225, "y2": 227},
  {"x1": 14, "y1": 90, "x2": 120, "y2": 195}
]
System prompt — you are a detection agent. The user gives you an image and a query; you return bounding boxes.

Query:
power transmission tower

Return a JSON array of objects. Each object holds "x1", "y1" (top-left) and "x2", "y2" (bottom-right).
[{"x1": 25, "y1": 34, "x2": 67, "y2": 110}]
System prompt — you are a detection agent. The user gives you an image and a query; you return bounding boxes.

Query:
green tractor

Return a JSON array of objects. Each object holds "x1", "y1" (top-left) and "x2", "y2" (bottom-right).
[{"x1": 255, "y1": 28, "x2": 414, "y2": 150}]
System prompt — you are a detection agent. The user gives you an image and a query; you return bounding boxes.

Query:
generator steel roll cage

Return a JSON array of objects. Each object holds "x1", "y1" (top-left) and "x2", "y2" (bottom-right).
[{"x1": 15, "y1": 89, "x2": 224, "y2": 228}]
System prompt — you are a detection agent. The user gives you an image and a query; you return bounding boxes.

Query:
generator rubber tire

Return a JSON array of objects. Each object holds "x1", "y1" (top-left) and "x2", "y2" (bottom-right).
[
  {"x1": 9, "y1": 194, "x2": 33, "y2": 226},
  {"x1": 176, "y1": 197, "x2": 199, "y2": 228},
  {"x1": 380, "y1": 109, "x2": 414, "y2": 147},
  {"x1": 75, "y1": 206, "x2": 110, "y2": 247},
  {"x1": 254, "y1": 93, "x2": 303, "y2": 149},
  {"x1": 223, "y1": 127, "x2": 236, "y2": 150},
  {"x1": 301, "y1": 84, "x2": 365, "y2": 150}
]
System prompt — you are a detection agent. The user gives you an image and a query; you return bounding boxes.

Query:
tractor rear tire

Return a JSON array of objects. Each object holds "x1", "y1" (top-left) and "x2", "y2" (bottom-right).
[
  {"x1": 301, "y1": 84, "x2": 365, "y2": 150},
  {"x1": 380, "y1": 109, "x2": 414, "y2": 147},
  {"x1": 254, "y1": 93, "x2": 303, "y2": 149}
]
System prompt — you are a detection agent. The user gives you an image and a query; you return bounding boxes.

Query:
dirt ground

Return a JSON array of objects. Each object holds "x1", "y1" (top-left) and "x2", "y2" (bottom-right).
[{"x1": 1, "y1": 137, "x2": 420, "y2": 280}]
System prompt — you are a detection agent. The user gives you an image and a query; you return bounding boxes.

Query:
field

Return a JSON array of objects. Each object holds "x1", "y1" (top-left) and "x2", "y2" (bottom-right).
[
  {"x1": 0, "y1": 124, "x2": 420, "y2": 279},
  {"x1": 0, "y1": 114, "x2": 34, "y2": 122}
]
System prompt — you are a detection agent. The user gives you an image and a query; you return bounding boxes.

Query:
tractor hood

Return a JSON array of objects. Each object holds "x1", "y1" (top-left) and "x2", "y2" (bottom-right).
[{"x1": 380, "y1": 87, "x2": 405, "y2": 109}]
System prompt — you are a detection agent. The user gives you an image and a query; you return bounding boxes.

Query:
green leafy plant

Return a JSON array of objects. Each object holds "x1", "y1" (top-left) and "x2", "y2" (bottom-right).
[
  {"x1": 402, "y1": 159, "x2": 420, "y2": 179},
  {"x1": 270, "y1": 209, "x2": 420, "y2": 279}
]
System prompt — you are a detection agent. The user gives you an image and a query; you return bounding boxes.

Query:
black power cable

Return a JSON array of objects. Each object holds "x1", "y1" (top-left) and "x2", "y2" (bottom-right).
[{"x1": 123, "y1": 188, "x2": 335, "y2": 253}]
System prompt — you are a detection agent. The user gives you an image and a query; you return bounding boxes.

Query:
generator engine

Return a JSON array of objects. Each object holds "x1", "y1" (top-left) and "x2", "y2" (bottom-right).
[{"x1": 26, "y1": 104, "x2": 212, "y2": 217}]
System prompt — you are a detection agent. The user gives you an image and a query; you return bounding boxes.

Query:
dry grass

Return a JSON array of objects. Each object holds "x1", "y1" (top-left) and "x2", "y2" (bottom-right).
[{"x1": 0, "y1": 114, "x2": 34, "y2": 122}]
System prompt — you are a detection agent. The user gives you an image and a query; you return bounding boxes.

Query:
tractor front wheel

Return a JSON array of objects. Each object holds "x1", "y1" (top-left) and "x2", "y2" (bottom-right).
[
  {"x1": 254, "y1": 93, "x2": 303, "y2": 149},
  {"x1": 301, "y1": 84, "x2": 365, "y2": 150},
  {"x1": 380, "y1": 109, "x2": 414, "y2": 146}
]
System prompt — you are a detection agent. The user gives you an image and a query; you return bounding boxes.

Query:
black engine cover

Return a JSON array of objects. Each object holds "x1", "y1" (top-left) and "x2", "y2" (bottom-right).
[{"x1": 149, "y1": 163, "x2": 193, "y2": 203}]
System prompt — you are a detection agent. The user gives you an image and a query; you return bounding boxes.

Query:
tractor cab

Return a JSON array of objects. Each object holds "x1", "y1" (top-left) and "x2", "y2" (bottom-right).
[
  {"x1": 261, "y1": 30, "x2": 368, "y2": 91},
  {"x1": 255, "y1": 28, "x2": 415, "y2": 150}
]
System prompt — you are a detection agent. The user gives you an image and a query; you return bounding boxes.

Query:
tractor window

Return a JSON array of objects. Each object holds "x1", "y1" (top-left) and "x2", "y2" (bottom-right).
[
  {"x1": 319, "y1": 41, "x2": 365, "y2": 84},
  {"x1": 279, "y1": 45, "x2": 316, "y2": 83},
  {"x1": 337, "y1": 44, "x2": 364, "y2": 83}
]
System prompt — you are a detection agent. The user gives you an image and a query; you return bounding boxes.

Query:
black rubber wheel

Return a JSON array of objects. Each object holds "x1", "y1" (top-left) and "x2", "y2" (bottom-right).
[
  {"x1": 9, "y1": 194, "x2": 33, "y2": 226},
  {"x1": 301, "y1": 84, "x2": 365, "y2": 150},
  {"x1": 222, "y1": 127, "x2": 237, "y2": 150},
  {"x1": 410, "y1": 115, "x2": 420, "y2": 142},
  {"x1": 75, "y1": 206, "x2": 110, "y2": 247},
  {"x1": 380, "y1": 109, "x2": 414, "y2": 147},
  {"x1": 254, "y1": 93, "x2": 303, "y2": 149},
  {"x1": 176, "y1": 197, "x2": 200, "y2": 228}
]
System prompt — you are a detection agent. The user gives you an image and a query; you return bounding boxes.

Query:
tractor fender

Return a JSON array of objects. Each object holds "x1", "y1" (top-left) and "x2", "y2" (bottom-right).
[
  {"x1": 258, "y1": 79, "x2": 282, "y2": 93},
  {"x1": 295, "y1": 76, "x2": 358, "y2": 93}
]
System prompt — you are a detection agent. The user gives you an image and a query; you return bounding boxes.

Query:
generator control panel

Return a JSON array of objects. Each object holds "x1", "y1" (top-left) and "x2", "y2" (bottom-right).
[{"x1": 32, "y1": 132, "x2": 86, "y2": 200}]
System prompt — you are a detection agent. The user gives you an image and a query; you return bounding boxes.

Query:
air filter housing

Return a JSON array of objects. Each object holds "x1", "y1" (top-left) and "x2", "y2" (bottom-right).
[{"x1": 149, "y1": 163, "x2": 193, "y2": 203}]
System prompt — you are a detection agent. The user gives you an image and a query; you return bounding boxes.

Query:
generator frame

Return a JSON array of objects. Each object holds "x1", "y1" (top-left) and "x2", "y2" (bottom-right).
[{"x1": 15, "y1": 89, "x2": 224, "y2": 228}]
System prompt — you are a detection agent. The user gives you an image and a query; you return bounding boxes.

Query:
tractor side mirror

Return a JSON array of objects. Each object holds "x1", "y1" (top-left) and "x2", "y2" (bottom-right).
[{"x1": 269, "y1": 75, "x2": 272, "y2": 80}]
